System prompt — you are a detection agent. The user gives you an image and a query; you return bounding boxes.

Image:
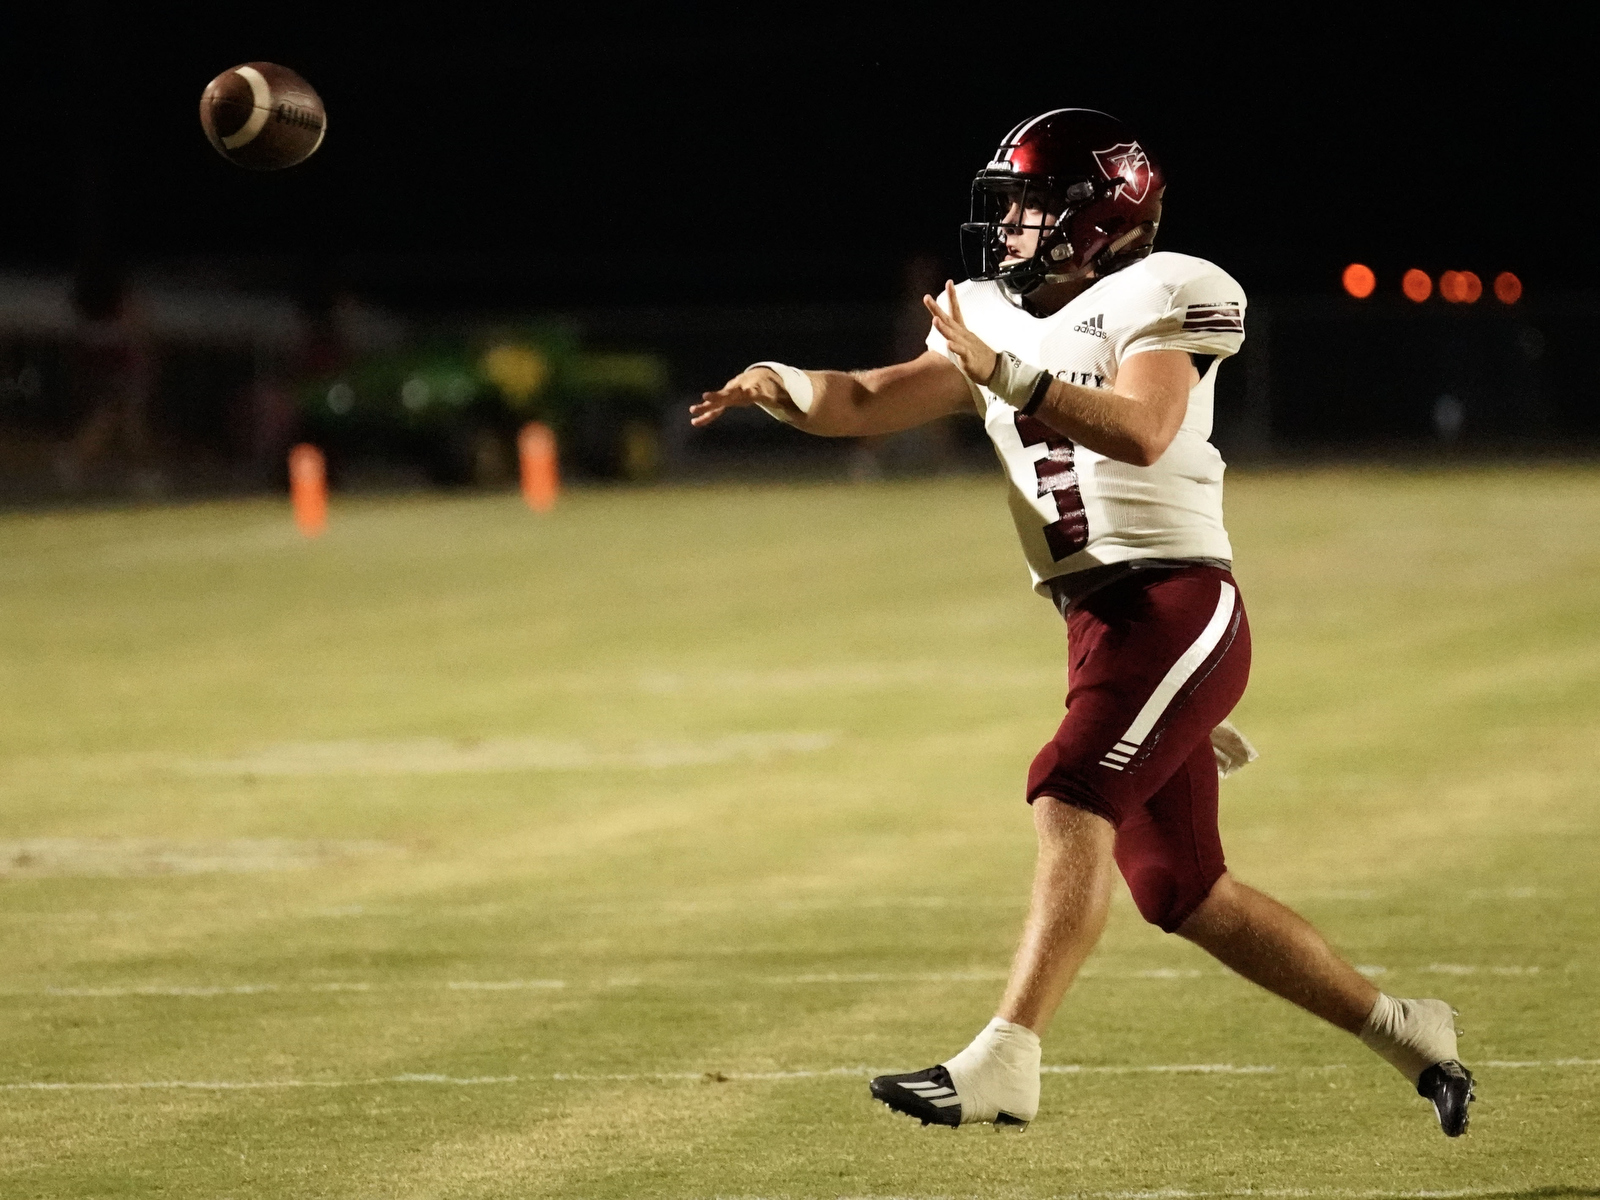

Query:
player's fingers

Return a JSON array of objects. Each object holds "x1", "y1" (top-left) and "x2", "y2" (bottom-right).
[
  {"x1": 710, "y1": 372, "x2": 762, "y2": 396},
  {"x1": 945, "y1": 281, "x2": 966, "y2": 325},
  {"x1": 701, "y1": 384, "x2": 758, "y2": 406},
  {"x1": 924, "y1": 301, "x2": 958, "y2": 338}
]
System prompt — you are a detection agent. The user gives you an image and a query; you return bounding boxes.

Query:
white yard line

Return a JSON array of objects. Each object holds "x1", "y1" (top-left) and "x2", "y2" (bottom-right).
[
  {"x1": 3, "y1": 891, "x2": 1572, "y2": 922},
  {"x1": 771, "y1": 968, "x2": 1211, "y2": 984},
  {"x1": 21, "y1": 980, "x2": 567, "y2": 998},
  {"x1": 0, "y1": 837, "x2": 398, "y2": 879},
  {"x1": 4, "y1": 1059, "x2": 1596, "y2": 1093},
  {"x1": 0, "y1": 896, "x2": 1034, "y2": 921},
  {"x1": 4, "y1": 963, "x2": 1558, "y2": 999},
  {"x1": 182, "y1": 732, "x2": 838, "y2": 778}
]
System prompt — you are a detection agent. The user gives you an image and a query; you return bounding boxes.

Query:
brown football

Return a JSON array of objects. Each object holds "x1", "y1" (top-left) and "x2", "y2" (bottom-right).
[{"x1": 200, "y1": 62, "x2": 326, "y2": 170}]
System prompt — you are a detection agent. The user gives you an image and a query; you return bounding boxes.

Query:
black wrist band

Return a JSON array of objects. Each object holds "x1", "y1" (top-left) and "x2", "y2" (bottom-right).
[{"x1": 1019, "y1": 371, "x2": 1053, "y2": 417}]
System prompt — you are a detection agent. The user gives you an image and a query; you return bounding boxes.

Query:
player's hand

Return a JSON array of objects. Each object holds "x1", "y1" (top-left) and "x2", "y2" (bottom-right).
[
  {"x1": 690, "y1": 367, "x2": 790, "y2": 427},
  {"x1": 924, "y1": 281, "x2": 999, "y2": 385}
]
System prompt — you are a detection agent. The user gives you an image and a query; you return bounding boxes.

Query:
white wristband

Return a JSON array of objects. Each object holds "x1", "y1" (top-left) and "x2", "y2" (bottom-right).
[
  {"x1": 987, "y1": 351, "x2": 1052, "y2": 413},
  {"x1": 748, "y1": 361, "x2": 816, "y2": 415}
]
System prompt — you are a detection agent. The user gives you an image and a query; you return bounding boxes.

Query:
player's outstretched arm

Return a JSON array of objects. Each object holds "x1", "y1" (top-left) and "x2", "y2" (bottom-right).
[
  {"x1": 690, "y1": 351, "x2": 975, "y2": 438},
  {"x1": 926, "y1": 283, "x2": 1194, "y2": 467}
]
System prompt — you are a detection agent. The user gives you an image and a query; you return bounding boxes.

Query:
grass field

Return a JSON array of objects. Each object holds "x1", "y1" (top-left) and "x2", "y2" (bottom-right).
[{"x1": 1, "y1": 467, "x2": 1597, "y2": 1199}]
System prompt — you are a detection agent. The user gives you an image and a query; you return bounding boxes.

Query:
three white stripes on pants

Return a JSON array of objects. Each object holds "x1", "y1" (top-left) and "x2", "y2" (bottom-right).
[{"x1": 1100, "y1": 582, "x2": 1236, "y2": 772}]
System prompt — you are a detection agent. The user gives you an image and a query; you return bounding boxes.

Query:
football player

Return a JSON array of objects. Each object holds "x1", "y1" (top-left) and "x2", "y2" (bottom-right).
[{"x1": 691, "y1": 109, "x2": 1474, "y2": 1137}]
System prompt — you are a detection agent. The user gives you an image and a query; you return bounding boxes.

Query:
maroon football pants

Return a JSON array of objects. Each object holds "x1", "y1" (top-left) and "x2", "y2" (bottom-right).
[{"x1": 1027, "y1": 566, "x2": 1250, "y2": 932}]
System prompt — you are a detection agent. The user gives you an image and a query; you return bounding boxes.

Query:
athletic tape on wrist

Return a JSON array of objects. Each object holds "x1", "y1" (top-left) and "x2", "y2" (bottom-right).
[
  {"x1": 987, "y1": 351, "x2": 1052, "y2": 414},
  {"x1": 748, "y1": 361, "x2": 815, "y2": 415}
]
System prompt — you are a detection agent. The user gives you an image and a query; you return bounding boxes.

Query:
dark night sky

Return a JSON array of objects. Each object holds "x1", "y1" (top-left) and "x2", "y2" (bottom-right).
[{"x1": 4, "y1": 6, "x2": 1594, "y2": 310}]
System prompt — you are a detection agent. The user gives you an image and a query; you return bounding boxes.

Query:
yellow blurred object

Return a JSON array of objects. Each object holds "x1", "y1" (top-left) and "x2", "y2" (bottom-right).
[
  {"x1": 620, "y1": 420, "x2": 661, "y2": 481},
  {"x1": 571, "y1": 353, "x2": 669, "y2": 394},
  {"x1": 482, "y1": 344, "x2": 549, "y2": 408}
]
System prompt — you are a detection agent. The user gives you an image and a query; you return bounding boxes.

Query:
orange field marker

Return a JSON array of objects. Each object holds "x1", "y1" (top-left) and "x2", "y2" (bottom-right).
[
  {"x1": 288, "y1": 444, "x2": 328, "y2": 536},
  {"x1": 518, "y1": 422, "x2": 560, "y2": 512}
]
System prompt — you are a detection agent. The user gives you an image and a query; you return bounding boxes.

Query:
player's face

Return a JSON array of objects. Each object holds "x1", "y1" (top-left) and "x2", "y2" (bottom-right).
[{"x1": 999, "y1": 197, "x2": 1057, "y2": 264}]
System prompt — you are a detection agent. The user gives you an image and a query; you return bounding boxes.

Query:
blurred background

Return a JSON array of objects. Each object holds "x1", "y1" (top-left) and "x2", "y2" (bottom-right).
[{"x1": 1, "y1": 6, "x2": 1596, "y2": 503}]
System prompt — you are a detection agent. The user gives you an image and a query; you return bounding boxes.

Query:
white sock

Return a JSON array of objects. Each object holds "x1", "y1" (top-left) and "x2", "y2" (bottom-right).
[
  {"x1": 940, "y1": 1017, "x2": 1042, "y2": 1124},
  {"x1": 1359, "y1": 994, "x2": 1459, "y2": 1084}
]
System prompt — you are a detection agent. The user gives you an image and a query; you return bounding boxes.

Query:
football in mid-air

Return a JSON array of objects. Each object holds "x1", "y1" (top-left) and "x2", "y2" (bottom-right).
[{"x1": 199, "y1": 62, "x2": 326, "y2": 170}]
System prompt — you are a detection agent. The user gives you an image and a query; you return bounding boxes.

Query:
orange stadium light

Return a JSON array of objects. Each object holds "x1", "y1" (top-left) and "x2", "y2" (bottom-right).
[
  {"x1": 1494, "y1": 271, "x2": 1522, "y2": 304},
  {"x1": 1341, "y1": 263, "x2": 1376, "y2": 298},
  {"x1": 1402, "y1": 269, "x2": 1432, "y2": 302},
  {"x1": 1438, "y1": 270, "x2": 1484, "y2": 304}
]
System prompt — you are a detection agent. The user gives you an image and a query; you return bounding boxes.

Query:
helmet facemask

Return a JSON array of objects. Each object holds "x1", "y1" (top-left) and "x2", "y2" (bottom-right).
[{"x1": 961, "y1": 174, "x2": 1107, "y2": 297}]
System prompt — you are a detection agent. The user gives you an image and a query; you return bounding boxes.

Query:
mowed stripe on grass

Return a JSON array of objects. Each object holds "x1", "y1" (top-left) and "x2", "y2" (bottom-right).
[{"x1": 1, "y1": 468, "x2": 1597, "y2": 1198}]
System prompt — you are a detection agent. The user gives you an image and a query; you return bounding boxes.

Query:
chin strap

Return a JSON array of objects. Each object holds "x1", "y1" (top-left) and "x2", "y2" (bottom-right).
[{"x1": 1091, "y1": 222, "x2": 1159, "y2": 277}]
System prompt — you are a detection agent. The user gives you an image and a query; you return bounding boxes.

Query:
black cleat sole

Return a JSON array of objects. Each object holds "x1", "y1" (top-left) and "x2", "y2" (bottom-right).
[{"x1": 1417, "y1": 1059, "x2": 1475, "y2": 1137}]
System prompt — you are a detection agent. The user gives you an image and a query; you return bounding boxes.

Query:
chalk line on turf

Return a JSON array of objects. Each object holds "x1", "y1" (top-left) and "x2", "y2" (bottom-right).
[
  {"x1": 180, "y1": 731, "x2": 837, "y2": 777},
  {"x1": 20, "y1": 980, "x2": 567, "y2": 998},
  {"x1": 5, "y1": 1058, "x2": 1596, "y2": 1092},
  {"x1": 6, "y1": 961, "x2": 1559, "y2": 999},
  {"x1": 0, "y1": 888, "x2": 1410, "y2": 919},
  {"x1": 0, "y1": 837, "x2": 397, "y2": 879}
]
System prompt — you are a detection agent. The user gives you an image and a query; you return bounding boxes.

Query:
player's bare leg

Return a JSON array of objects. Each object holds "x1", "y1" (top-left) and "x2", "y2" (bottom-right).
[
  {"x1": 996, "y1": 800, "x2": 1117, "y2": 1033},
  {"x1": 1179, "y1": 873, "x2": 1475, "y2": 1135},
  {"x1": 870, "y1": 800, "x2": 1115, "y2": 1128},
  {"x1": 1177, "y1": 873, "x2": 1377, "y2": 1032}
]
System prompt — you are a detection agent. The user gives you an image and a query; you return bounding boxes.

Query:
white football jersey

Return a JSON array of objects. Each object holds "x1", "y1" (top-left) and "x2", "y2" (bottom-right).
[{"x1": 927, "y1": 251, "x2": 1246, "y2": 596}]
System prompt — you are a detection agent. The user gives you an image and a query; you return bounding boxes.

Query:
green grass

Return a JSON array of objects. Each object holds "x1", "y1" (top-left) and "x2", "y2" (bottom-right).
[{"x1": 1, "y1": 468, "x2": 1596, "y2": 1199}]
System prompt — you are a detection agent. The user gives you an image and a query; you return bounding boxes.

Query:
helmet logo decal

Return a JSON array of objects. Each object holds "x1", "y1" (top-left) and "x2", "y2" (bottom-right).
[{"x1": 1092, "y1": 141, "x2": 1151, "y2": 203}]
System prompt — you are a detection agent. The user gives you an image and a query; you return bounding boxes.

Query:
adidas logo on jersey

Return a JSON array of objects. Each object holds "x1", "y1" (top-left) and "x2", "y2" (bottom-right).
[{"x1": 1073, "y1": 313, "x2": 1107, "y2": 339}]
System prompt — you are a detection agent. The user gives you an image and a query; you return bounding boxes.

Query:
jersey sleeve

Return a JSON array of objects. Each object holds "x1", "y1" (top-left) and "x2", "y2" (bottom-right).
[{"x1": 1119, "y1": 262, "x2": 1247, "y2": 361}]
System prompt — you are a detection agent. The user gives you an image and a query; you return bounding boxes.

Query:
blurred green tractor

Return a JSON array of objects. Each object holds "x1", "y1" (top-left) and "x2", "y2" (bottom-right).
[{"x1": 298, "y1": 326, "x2": 670, "y2": 486}]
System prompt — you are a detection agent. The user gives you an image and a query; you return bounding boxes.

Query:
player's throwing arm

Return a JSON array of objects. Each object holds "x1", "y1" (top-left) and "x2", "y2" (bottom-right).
[
  {"x1": 691, "y1": 349, "x2": 974, "y2": 439},
  {"x1": 692, "y1": 284, "x2": 1197, "y2": 470}
]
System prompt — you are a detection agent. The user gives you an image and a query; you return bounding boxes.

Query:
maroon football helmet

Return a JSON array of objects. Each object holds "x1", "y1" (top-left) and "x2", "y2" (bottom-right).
[{"x1": 962, "y1": 108, "x2": 1166, "y2": 296}]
